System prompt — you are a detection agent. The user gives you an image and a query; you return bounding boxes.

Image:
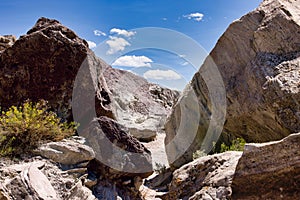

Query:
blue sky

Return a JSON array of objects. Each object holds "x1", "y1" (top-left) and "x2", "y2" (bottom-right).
[{"x1": 0, "y1": 0, "x2": 262, "y2": 90}]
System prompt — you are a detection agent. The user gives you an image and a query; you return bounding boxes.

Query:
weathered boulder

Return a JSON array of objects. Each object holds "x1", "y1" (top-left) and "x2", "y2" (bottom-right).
[
  {"x1": 0, "y1": 17, "x2": 114, "y2": 121},
  {"x1": 163, "y1": 151, "x2": 242, "y2": 200},
  {"x1": 35, "y1": 136, "x2": 95, "y2": 166},
  {"x1": 103, "y1": 65, "x2": 179, "y2": 141},
  {"x1": 0, "y1": 35, "x2": 16, "y2": 53},
  {"x1": 0, "y1": 157, "x2": 96, "y2": 200},
  {"x1": 67, "y1": 181, "x2": 97, "y2": 200},
  {"x1": 27, "y1": 163, "x2": 58, "y2": 200},
  {"x1": 83, "y1": 116, "x2": 153, "y2": 179},
  {"x1": 165, "y1": 0, "x2": 300, "y2": 168},
  {"x1": 232, "y1": 133, "x2": 300, "y2": 199}
]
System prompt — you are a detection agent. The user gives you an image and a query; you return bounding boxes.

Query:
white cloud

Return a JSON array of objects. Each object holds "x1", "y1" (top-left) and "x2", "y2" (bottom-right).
[
  {"x1": 112, "y1": 55, "x2": 153, "y2": 67},
  {"x1": 182, "y1": 62, "x2": 189, "y2": 66},
  {"x1": 162, "y1": 18, "x2": 168, "y2": 21},
  {"x1": 143, "y1": 69, "x2": 181, "y2": 80},
  {"x1": 106, "y1": 36, "x2": 130, "y2": 55},
  {"x1": 183, "y1": 12, "x2": 204, "y2": 21},
  {"x1": 87, "y1": 40, "x2": 97, "y2": 49},
  {"x1": 179, "y1": 54, "x2": 186, "y2": 58},
  {"x1": 110, "y1": 28, "x2": 136, "y2": 37},
  {"x1": 94, "y1": 30, "x2": 106, "y2": 36}
]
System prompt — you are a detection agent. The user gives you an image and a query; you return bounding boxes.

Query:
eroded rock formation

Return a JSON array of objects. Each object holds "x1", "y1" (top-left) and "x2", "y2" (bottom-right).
[
  {"x1": 165, "y1": 0, "x2": 300, "y2": 168},
  {"x1": 103, "y1": 65, "x2": 179, "y2": 141}
]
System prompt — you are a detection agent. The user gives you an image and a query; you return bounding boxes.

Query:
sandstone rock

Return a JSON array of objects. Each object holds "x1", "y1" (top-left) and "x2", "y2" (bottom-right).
[
  {"x1": 35, "y1": 136, "x2": 95, "y2": 165},
  {"x1": 27, "y1": 164, "x2": 58, "y2": 200},
  {"x1": 0, "y1": 17, "x2": 114, "y2": 121},
  {"x1": 0, "y1": 155, "x2": 99, "y2": 200},
  {"x1": 0, "y1": 183, "x2": 10, "y2": 200},
  {"x1": 84, "y1": 116, "x2": 153, "y2": 179},
  {"x1": 232, "y1": 133, "x2": 300, "y2": 199},
  {"x1": 103, "y1": 65, "x2": 179, "y2": 141},
  {"x1": 0, "y1": 35, "x2": 16, "y2": 53},
  {"x1": 67, "y1": 181, "x2": 97, "y2": 200},
  {"x1": 163, "y1": 151, "x2": 242, "y2": 200},
  {"x1": 165, "y1": 0, "x2": 300, "y2": 168}
]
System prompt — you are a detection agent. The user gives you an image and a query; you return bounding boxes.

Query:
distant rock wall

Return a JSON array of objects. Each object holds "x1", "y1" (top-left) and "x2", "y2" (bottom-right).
[{"x1": 103, "y1": 65, "x2": 179, "y2": 141}]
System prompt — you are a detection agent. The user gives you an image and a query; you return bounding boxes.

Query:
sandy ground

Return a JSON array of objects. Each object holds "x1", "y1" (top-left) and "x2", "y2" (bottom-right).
[{"x1": 142, "y1": 132, "x2": 169, "y2": 169}]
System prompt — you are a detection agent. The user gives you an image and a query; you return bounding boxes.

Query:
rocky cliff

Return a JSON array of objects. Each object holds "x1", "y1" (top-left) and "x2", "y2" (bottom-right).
[{"x1": 165, "y1": 0, "x2": 300, "y2": 168}]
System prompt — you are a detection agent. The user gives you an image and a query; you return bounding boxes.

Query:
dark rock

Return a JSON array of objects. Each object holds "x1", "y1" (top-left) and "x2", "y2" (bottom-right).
[
  {"x1": 84, "y1": 116, "x2": 153, "y2": 180},
  {"x1": 0, "y1": 35, "x2": 16, "y2": 53},
  {"x1": 0, "y1": 17, "x2": 114, "y2": 121}
]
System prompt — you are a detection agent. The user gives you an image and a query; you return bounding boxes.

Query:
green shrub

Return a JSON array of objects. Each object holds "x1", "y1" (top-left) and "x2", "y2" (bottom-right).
[
  {"x1": 220, "y1": 138, "x2": 246, "y2": 153},
  {"x1": 0, "y1": 100, "x2": 76, "y2": 156}
]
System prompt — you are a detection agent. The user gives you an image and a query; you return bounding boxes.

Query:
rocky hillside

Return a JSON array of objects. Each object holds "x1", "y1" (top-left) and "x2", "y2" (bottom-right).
[{"x1": 165, "y1": 0, "x2": 300, "y2": 168}]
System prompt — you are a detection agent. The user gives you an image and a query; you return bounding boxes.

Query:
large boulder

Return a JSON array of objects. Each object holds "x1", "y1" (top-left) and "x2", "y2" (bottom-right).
[
  {"x1": 103, "y1": 65, "x2": 179, "y2": 141},
  {"x1": 162, "y1": 151, "x2": 242, "y2": 200},
  {"x1": 231, "y1": 133, "x2": 300, "y2": 199},
  {"x1": 165, "y1": 0, "x2": 300, "y2": 168},
  {"x1": 0, "y1": 17, "x2": 114, "y2": 121},
  {"x1": 83, "y1": 116, "x2": 153, "y2": 180}
]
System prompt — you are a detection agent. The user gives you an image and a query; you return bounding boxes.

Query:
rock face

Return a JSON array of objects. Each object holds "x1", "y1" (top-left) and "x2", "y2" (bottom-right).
[
  {"x1": 103, "y1": 65, "x2": 179, "y2": 141},
  {"x1": 165, "y1": 0, "x2": 300, "y2": 168},
  {"x1": 232, "y1": 133, "x2": 300, "y2": 199},
  {"x1": 163, "y1": 151, "x2": 242, "y2": 200},
  {"x1": 0, "y1": 35, "x2": 16, "y2": 53},
  {"x1": 0, "y1": 17, "x2": 114, "y2": 121}
]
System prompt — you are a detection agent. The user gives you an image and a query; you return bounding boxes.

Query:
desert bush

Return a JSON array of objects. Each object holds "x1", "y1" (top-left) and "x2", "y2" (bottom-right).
[
  {"x1": 0, "y1": 100, "x2": 76, "y2": 156},
  {"x1": 220, "y1": 138, "x2": 246, "y2": 153}
]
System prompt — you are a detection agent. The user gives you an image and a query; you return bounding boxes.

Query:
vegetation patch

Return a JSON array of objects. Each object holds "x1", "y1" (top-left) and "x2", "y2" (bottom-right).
[
  {"x1": 220, "y1": 138, "x2": 246, "y2": 153},
  {"x1": 0, "y1": 100, "x2": 76, "y2": 156}
]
